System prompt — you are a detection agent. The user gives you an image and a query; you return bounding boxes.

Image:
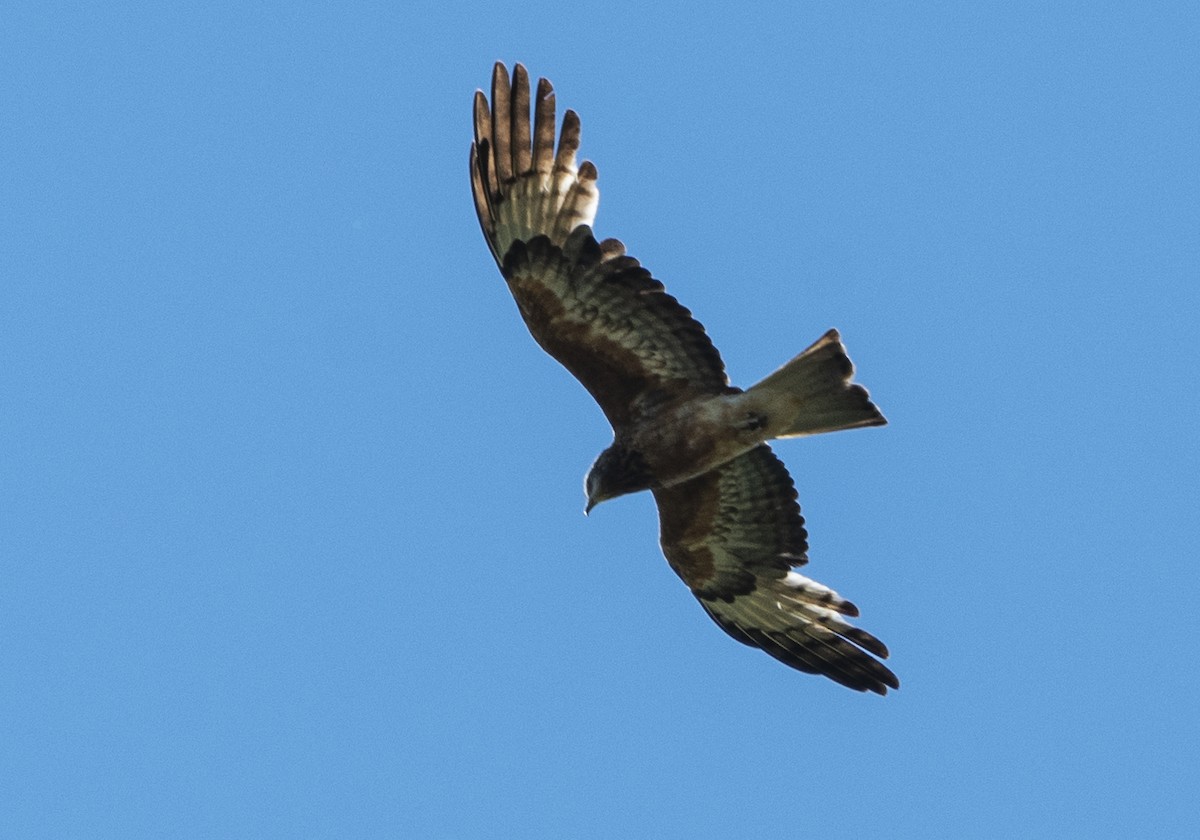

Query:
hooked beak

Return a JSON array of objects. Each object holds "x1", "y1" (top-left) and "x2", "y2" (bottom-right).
[{"x1": 584, "y1": 496, "x2": 598, "y2": 516}]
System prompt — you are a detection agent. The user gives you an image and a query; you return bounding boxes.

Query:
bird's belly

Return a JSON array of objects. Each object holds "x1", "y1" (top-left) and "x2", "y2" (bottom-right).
[{"x1": 633, "y1": 394, "x2": 767, "y2": 487}]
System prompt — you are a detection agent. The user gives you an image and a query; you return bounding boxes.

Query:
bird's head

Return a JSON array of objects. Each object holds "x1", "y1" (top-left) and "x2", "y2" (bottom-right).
[{"x1": 584, "y1": 442, "x2": 653, "y2": 514}]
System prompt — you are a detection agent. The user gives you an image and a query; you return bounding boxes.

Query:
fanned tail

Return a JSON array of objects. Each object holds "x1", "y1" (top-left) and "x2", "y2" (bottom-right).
[
  {"x1": 748, "y1": 329, "x2": 887, "y2": 437},
  {"x1": 471, "y1": 62, "x2": 600, "y2": 266}
]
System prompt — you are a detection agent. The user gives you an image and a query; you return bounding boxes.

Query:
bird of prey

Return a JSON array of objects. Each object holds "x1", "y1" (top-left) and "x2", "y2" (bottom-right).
[{"x1": 470, "y1": 62, "x2": 898, "y2": 694}]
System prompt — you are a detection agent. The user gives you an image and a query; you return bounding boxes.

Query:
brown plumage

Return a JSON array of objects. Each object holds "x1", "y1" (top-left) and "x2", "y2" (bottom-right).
[{"x1": 471, "y1": 62, "x2": 897, "y2": 694}]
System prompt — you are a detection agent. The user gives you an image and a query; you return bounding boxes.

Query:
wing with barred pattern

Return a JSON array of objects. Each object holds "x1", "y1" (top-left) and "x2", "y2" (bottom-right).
[
  {"x1": 655, "y1": 445, "x2": 898, "y2": 694},
  {"x1": 472, "y1": 62, "x2": 731, "y2": 427}
]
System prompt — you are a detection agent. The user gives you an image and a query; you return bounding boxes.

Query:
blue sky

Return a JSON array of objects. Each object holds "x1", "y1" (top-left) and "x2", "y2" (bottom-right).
[{"x1": 3, "y1": 2, "x2": 1198, "y2": 837}]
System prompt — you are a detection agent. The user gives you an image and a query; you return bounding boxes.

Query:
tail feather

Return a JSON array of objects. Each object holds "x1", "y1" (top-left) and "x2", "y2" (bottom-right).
[{"x1": 749, "y1": 329, "x2": 886, "y2": 437}]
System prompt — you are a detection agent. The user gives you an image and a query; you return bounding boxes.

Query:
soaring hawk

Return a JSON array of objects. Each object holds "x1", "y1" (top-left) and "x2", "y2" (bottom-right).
[{"x1": 471, "y1": 63, "x2": 897, "y2": 694}]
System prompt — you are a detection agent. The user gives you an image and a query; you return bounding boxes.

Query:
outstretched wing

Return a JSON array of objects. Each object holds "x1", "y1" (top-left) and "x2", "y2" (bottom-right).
[
  {"x1": 654, "y1": 446, "x2": 898, "y2": 694},
  {"x1": 471, "y1": 62, "x2": 730, "y2": 427}
]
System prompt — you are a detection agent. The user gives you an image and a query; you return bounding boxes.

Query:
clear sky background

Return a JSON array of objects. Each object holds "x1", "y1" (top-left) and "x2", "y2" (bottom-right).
[{"x1": 3, "y1": 2, "x2": 1198, "y2": 838}]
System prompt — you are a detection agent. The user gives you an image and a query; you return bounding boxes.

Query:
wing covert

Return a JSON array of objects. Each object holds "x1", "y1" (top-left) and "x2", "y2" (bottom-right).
[{"x1": 502, "y1": 227, "x2": 729, "y2": 426}]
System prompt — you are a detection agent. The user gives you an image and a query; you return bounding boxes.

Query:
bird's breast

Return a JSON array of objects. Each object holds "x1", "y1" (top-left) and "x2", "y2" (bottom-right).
[{"x1": 631, "y1": 393, "x2": 768, "y2": 488}]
